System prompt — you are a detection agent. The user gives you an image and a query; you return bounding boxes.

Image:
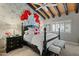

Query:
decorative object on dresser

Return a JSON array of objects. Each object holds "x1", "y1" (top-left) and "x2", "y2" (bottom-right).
[{"x1": 6, "y1": 36, "x2": 23, "y2": 53}]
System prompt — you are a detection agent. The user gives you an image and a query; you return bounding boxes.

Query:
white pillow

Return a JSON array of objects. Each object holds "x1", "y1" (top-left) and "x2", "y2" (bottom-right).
[
  {"x1": 28, "y1": 28, "x2": 34, "y2": 34},
  {"x1": 24, "y1": 28, "x2": 34, "y2": 43},
  {"x1": 24, "y1": 30, "x2": 28, "y2": 35}
]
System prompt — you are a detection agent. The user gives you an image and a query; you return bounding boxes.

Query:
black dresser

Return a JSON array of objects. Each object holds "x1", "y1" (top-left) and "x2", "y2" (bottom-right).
[{"x1": 6, "y1": 36, "x2": 23, "y2": 53}]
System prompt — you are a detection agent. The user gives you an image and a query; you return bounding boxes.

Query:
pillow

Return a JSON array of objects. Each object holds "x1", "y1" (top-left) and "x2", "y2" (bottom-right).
[
  {"x1": 24, "y1": 28, "x2": 34, "y2": 43},
  {"x1": 28, "y1": 27, "x2": 34, "y2": 34},
  {"x1": 24, "y1": 30, "x2": 28, "y2": 35}
]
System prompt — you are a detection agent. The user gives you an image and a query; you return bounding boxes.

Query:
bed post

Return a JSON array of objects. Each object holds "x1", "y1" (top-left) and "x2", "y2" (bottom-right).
[
  {"x1": 42, "y1": 27, "x2": 47, "y2": 56},
  {"x1": 58, "y1": 28, "x2": 60, "y2": 40},
  {"x1": 21, "y1": 22, "x2": 24, "y2": 45},
  {"x1": 22, "y1": 23, "x2": 24, "y2": 37}
]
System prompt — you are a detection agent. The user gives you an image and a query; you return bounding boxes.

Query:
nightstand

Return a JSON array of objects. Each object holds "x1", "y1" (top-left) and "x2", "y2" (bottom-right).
[{"x1": 6, "y1": 36, "x2": 23, "y2": 53}]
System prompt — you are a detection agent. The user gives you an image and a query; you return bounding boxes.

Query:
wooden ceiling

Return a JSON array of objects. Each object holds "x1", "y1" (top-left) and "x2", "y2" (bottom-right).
[{"x1": 27, "y1": 3, "x2": 79, "y2": 19}]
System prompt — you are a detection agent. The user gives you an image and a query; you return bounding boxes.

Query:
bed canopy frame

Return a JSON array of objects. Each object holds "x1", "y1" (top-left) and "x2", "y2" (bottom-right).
[{"x1": 21, "y1": 23, "x2": 60, "y2": 56}]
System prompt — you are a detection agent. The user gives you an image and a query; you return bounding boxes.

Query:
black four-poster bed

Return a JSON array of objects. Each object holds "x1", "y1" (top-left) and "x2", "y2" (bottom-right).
[{"x1": 22, "y1": 23, "x2": 61, "y2": 56}]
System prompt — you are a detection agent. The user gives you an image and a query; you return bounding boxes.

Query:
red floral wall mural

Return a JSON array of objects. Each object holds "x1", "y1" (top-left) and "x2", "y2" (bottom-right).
[
  {"x1": 20, "y1": 9, "x2": 41, "y2": 27},
  {"x1": 20, "y1": 9, "x2": 45, "y2": 34},
  {"x1": 34, "y1": 13, "x2": 40, "y2": 24},
  {"x1": 20, "y1": 10, "x2": 31, "y2": 21}
]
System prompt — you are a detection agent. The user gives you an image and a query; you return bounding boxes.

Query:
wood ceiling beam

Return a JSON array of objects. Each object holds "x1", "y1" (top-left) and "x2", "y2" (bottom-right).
[
  {"x1": 27, "y1": 3, "x2": 46, "y2": 19},
  {"x1": 48, "y1": 6, "x2": 58, "y2": 16},
  {"x1": 34, "y1": 3, "x2": 42, "y2": 6},
  {"x1": 47, "y1": 6, "x2": 55, "y2": 18},
  {"x1": 42, "y1": 7, "x2": 52, "y2": 18},
  {"x1": 40, "y1": 8, "x2": 50, "y2": 18},
  {"x1": 63, "y1": 3, "x2": 68, "y2": 15},
  {"x1": 54, "y1": 6, "x2": 61, "y2": 17},
  {"x1": 38, "y1": 3, "x2": 54, "y2": 17},
  {"x1": 57, "y1": 4, "x2": 65, "y2": 15},
  {"x1": 31, "y1": 3, "x2": 48, "y2": 19},
  {"x1": 34, "y1": 4, "x2": 50, "y2": 19},
  {"x1": 76, "y1": 3, "x2": 79, "y2": 13}
]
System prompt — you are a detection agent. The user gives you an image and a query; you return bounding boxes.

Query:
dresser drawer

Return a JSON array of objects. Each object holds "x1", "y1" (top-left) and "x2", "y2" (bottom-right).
[{"x1": 6, "y1": 36, "x2": 23, "y2": 53}]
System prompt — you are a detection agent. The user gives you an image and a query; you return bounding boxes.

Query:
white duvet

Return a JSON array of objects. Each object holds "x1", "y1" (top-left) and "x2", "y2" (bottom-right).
[
  {"x1": 31, "y1": 34, "x2": 44, "y2": 55},
  {"x1": 23, "y1": 32, "x2": 58, "y2": 55}
]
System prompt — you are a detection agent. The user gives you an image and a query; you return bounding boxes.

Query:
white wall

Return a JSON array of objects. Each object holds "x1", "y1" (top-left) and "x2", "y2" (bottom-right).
[
  {"x1": 0, "y1": 3, "x2": 43, "y2": 36},
  {"x1": 0, "y1": 21, "x2": 22, "y2": 36},
  {"x1": 45, "y1": 13, "x2": 79, "y2": 43}
]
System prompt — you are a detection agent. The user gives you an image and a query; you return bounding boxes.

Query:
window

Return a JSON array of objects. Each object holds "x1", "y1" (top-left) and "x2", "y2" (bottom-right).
[
  {"x1": 60, "y1": 22, "x2": 64, "y2": 32},
  {"x1": 52, "y1": 24, "x2": 55, "y2": 32},
  {"x1": 51, "y1": 20, "x2": 71, "y2": 33},
  {"x1": 56, "y1": 23, "x2": 60, "y2": 32}
]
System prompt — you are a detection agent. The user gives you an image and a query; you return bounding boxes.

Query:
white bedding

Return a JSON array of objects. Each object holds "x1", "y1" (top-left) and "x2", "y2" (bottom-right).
[
  {"x1": 31, "y1": 34, "x2": 44, "y2": 55},
  {"x1": 23, "y1": 33, "x2": 33, "y2": 43},
  {"x1": 23, "y1": 28, "x2": 34, "y2": 43},
  {"x1": 46, "y1": 33, "x2": 57, "y2": 40},
  {"x1": 23, "y1": 32, "x2": 58, "y2": 55}
]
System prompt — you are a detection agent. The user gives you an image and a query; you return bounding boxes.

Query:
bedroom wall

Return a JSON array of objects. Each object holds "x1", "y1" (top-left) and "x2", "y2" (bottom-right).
[
  {"x1": 45, "y1": 12, "x2": 79, "y2": 43},
  {"x1": 0, "y1": 21, "x2": 22, "y2": 36},
  {"x1": 0, "y1": 4, "x2": 22, "y2": 36},
  {"x1": 0, "y1": 3, "x2": 43, "y2": 37}
]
